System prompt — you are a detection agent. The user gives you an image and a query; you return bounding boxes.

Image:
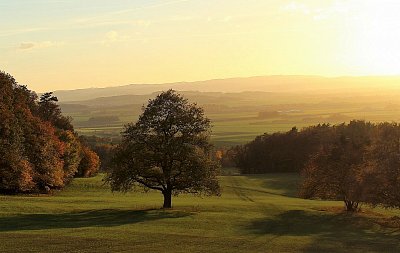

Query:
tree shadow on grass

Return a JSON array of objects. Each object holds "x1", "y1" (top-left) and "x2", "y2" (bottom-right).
[
  {"x1": 244, "y1": 210, "x2": 400, "y2": 252},
  {"x1": 259, "y1": 174, "x2": 300, "y2": 197},
  {"x1": 0, "y1": 209, "x2": 192, "y2": 232}
]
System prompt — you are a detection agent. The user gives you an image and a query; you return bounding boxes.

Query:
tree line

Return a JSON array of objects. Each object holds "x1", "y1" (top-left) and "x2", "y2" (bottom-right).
[
  {"x1": 79, "y1": 135, "x2": 116, "y2": 171},
  {"x1": 0, "y1": 72, "x2": 100, "y2": 194},
  {"x1": 232, "y1": 125, "x2": 331, "y2": 173},
  {"x1": 231, "y1": 121, "x2": 400, "y2": 211}
]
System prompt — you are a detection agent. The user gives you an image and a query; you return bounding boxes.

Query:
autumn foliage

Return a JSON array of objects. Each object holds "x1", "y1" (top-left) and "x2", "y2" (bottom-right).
[
  {"x1": 0, "y1": 71, "x2": 100, "y2": 194},
  {"x1": 77, "y1": 146, "x2": 101, "y2": 178},
  {"x1": 233, "y1": 120, "x2": 400, "y2": 211}
]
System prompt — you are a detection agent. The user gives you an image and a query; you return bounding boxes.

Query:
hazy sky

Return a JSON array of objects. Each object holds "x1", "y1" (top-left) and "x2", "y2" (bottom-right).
[{"x1": 1, "y1": 0, "x2": 400, "y2": 92}]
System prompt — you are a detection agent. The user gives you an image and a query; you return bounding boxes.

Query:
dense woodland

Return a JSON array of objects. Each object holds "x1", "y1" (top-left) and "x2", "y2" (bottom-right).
[
  {"x1": 232, "y1": 121, "x2": 400, "y2": 210},
  {"x1": 232, "y1": 124, "x2": 331, "y2": 173},
  {"x1": 0, "y1": 72, "x2": 100, "y2": 194},
  {"x1": 79, "y1": 135, "x2": 116, "y2": 171}
]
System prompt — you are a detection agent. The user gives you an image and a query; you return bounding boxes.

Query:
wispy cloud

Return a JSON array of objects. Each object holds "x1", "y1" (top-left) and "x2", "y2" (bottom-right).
[
  {"x1": 102, "y1": 31, "x2": 131, "y2": 44},
  {"x1": 281, "y1": 2, "x2": 311, "y2": 15},
  {"x1": 19, "y1": 42, "x2": 37, "y2": 50},
  {"x1": 17, "y1": 41, "x2": 64, "y2": 51},
  {"x1": 281, "y1": 1, "x2": 351, "y2": 20},
  {"x1": 1, "y1": 0, "x2": 191, "y2": 38},
  {"x1": 73, "y1": 0, "x2": 191, "y2": 26},
  {"x1": 89, "y1": 20, "x2": 151, "y2": 29},
  {"x1": 0, "y1": 27, "x2": 50, "y2": 37},
  {"x1": 105, "y1": 0, "x2": 191, "y2": 16}
]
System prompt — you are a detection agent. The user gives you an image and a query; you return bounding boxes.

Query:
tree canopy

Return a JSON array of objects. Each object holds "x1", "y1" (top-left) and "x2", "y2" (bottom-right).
[
  {"x1": 106, "y1": 90, "x2": 220, "y2": 208},
  {"x1": 233, "y1": 124, "x2": 332, "y2": 174},
  {"x1": 0, "y1": 71, "x2": 100, "y2": 194},
  {"x1": 232, "y1": 119, "x2": 400, "y2": 211},
  {"x1": 299, "y1": 121, "x2": 374, "y2": 211}
]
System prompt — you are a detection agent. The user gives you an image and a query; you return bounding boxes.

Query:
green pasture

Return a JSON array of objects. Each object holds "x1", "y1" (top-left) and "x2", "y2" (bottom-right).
[
  {"x1": 67, "y1": 103, "x2": 400, "y2": 147},
  {"x1": 1, "y1": 174, "x2": 399, "y2": 252}
]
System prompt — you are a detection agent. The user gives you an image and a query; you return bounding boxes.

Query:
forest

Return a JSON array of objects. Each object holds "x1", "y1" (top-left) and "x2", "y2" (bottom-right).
[
  {"x1": 0, "y1": 72, "x2": 100, "y2": 194},
  {"x1": 232, "y1": 121, "x2": 400, "y2": 211}
]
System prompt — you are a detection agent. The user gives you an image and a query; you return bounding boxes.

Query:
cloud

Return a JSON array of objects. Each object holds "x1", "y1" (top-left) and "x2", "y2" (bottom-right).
[
  {"x1": 106, "y1": 31, "x2": 119, "y2": 42},
  {"x1": 223, "y1": 16, "x2": 232, "y2": 22},
  {"x1": 281, "y1": 1, "x2": 351, "y2": 20},
  {"x1": 0, "y1": 27, "x2": 50, "y2": 37},
  {"x1": 17, "y1": 41, "x2": 64, "y2": 50},
  {"x1": 19, "y1": 42, "x2": 36, "y2": 50},
  {"x1": 2, "y1": 1, "x2": 190, "y2": 38},
  {"x1": 73, "y1": 0, "x2": 190, "y2": 26},
  {"x1": 206, "y1": 15, "x2": 238, "y2": 23},
  {"x1": 281, "y1": 2, "x2": 311, "y2": 14},
  {"x1": 313, "y1": 2, "x2": 350, "y2": 20},
  {"x1": 102, "y1": 31, "x2": 131, "y2": 44},
  {"x1": 107, "y1": 0, "x2": 191, "y2": 16},
  {"x1": 71, "y1": 18, "x2": 152, "y2": 30}
]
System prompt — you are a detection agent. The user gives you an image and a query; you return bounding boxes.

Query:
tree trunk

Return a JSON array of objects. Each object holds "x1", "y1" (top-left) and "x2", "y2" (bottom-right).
[
  {"x1": 344, "y1": 200, "x2": 359, "y2": 212},
  {"x1": 163, "y1": 190, "x2": 172, "y2": 209}
]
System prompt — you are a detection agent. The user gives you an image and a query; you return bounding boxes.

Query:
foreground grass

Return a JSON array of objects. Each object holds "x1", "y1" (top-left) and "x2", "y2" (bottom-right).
[{"x1": 1, "y1": 174, "x2": 399, "y2": 253}]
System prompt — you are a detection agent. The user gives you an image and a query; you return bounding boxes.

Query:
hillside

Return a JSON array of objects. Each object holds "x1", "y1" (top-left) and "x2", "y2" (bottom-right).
[
  {"x1": 59, "y1": 87, "x2": 400, "y2": 146},
  {"x1": 53, "y1": 75, "x2": 400, "y2": 102}
]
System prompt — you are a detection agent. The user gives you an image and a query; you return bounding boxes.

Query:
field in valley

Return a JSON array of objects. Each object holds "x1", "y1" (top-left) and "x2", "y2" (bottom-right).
[
  {"x1": 1, "y1": 173, "x2": 399, "y2": 253},
  {"x1": 60, "y1": 90, "x2": 400, "y2": 147}
]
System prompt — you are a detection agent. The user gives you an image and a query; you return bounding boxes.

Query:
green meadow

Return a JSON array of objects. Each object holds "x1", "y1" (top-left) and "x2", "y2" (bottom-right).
[{"x1": 1, "y1": 174, "x2": 399, "y2": 253}]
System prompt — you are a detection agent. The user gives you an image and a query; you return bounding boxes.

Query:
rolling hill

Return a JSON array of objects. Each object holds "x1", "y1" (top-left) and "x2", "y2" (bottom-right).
[
  {"x1": 55, "y1": 76, "x2": 400, "y2": 146},
  {"x1": 52, "y1": 75, "x2": 400, "y2": 102}
]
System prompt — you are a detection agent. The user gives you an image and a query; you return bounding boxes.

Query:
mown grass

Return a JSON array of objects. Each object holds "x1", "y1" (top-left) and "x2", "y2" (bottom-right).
[{"x1": 1, "y1": 174, "x2": 399, "y2": 253}]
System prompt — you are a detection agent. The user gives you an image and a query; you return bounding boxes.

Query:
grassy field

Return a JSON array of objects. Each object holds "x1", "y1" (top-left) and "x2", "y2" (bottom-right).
[
  {"x1": 60, "y1": 91, "x2": 400, "y2": 147},
  {"x1": 1, "y1": 173, "x2": 399, "y2": 253}
]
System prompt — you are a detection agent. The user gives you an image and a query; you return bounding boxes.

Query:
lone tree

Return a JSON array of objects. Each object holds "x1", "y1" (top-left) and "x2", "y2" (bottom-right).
[
  {"x1": 106, "y1": 90, "x2": 220, "y2": 208},
  {"x1": 299, "y1": 121, "x2": 374, "y2": 212},
  {"x1": 359, "y1": 122, "x2": 400, "y2": 209}
]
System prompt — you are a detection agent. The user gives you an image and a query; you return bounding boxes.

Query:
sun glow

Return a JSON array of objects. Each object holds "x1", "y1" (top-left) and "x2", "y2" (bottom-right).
[
  {"x1": 349, "y1": 1, "x2": 400, "y2": 74},
  {"x1": 1, "y1": 0, "x2": 400, "y2": 91}
]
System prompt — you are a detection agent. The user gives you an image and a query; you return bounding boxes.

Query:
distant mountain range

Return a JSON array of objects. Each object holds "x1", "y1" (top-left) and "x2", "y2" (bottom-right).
[{"x1": 53, "y1": 75, "x2": 400, "y2": 102}]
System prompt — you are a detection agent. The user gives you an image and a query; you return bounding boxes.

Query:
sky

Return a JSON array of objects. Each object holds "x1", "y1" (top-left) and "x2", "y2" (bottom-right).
[{"x1": 1, "y1": 0, "x2": 400, "y2": 92}]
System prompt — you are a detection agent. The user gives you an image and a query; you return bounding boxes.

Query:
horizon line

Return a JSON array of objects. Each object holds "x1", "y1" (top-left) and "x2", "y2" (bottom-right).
[{"x1": 38, "y1": 74, "x2": 400, "y2": 93}]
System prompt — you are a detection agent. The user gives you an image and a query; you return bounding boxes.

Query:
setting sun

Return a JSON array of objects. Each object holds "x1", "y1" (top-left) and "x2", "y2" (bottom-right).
[{"x1": 348, "y1": 0, "x2": 400, "y2": 74}]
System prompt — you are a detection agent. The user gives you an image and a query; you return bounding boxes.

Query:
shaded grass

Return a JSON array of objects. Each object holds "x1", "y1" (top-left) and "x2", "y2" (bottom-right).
[
  {"x1": 0, "y1": 209, "x2": 190, "y2": 232},
  {"x1": 245, "y1": 210, "x2": 400, "y2": 252}
]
